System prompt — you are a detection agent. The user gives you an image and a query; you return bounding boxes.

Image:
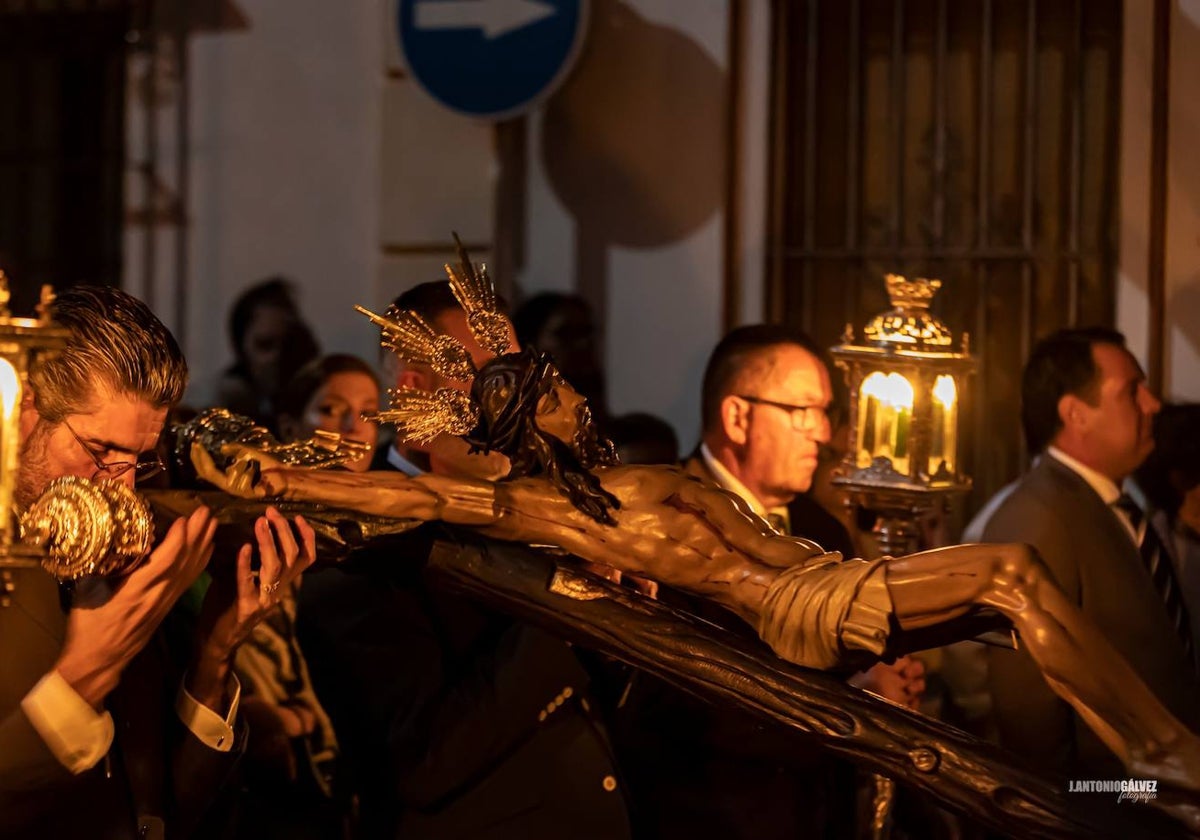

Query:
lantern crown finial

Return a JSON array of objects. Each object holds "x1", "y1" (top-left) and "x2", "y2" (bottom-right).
[
  {"x1": 884, "y1": 274, "x2": 940, "y2": 310},
  {"x1": 864, "y1": 273, "x2": 953, "y2": 348}
]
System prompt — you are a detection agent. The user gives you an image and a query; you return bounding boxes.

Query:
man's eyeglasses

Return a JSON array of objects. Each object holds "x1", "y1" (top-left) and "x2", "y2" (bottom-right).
[
  {"x1": 737, "y1": 395, "x2": 831, "y2": 432},
  {"x1": 63, "y1": 419, "x2": 165, "y2": 482}
]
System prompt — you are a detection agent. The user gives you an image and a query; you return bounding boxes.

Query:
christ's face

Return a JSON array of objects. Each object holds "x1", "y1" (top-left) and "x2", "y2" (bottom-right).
[{"x1": 534, "y1": 377, "x2": 588, "y2": 448}]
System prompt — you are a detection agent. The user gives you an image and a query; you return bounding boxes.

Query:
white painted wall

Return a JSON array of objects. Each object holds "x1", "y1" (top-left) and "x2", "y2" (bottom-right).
[
  {"x1": 1119, "y1": 0, "x2": 1200, "y2": 401},
  {"x1": 1165, "y1": 0, "x2": 1200, "y2": 400},
  {"x1": 174, "y1": 0, "x2": 382, "y2": 407},
  {"x1": 1117, "y1": 0, "x2": 1153, "y2": 369},
  {"x1": 160, "y1": 0, "x2": 1196, "y2": 432},
  {"x1": 521, "y1": 0, "x2": 734, "y2": 449},
  {"x1": 130, "y1": 0, "x2": 762, "y2": 443}
]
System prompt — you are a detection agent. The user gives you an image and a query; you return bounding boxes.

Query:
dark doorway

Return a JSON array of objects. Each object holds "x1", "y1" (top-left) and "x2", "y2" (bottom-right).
[{"x1": 0, "y1": 4, "x2": 131, "y2": 312}]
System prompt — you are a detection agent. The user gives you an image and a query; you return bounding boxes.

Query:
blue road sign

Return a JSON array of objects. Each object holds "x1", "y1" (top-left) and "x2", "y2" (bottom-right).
[{"x1": 397, "y1": 0, "x2": 587, "y2": 119}]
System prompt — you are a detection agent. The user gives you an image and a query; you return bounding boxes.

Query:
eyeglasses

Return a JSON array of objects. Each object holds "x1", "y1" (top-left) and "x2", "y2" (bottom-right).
[
  {"x1": 737, "y1": 395, "x2": 830, "y2": 432},
  {"x1": 63, "y1": 419, "x2": 165, "y2": 482}
]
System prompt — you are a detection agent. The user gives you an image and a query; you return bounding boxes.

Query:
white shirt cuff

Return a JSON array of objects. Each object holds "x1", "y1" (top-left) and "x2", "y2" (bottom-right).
[
  {"x1": 21, "y1": 671, "x2": 114, "y2": 774},
  {"x1": 176, "y1": 674, "x2": 241, "y2": 752}
]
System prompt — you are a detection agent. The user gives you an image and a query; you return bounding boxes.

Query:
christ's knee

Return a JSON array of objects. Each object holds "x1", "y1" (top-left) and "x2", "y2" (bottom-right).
[{"x1": 985, "y1": 544, "x2": 1047, "y2": 612}]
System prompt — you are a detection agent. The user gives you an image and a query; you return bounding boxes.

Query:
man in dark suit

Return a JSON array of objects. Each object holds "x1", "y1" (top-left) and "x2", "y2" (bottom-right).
[
  {"x1": 983, "y1": 327, "x2": 1200, "y2": 777},
  {"x1": 619, "y1": 324, "x2": 924, "y2": 839},
  {"x1": 0, "y1": 286, "x2": 315, "y2": 839},
  {"x1": 301, "y1": 281, "x2": 631, "y2": 838}
]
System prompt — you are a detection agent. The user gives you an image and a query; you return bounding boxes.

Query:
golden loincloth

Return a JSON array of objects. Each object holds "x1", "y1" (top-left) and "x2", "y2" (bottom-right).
[{"x1": 757, "y1": 553, "x2": 893, "y2": 669}]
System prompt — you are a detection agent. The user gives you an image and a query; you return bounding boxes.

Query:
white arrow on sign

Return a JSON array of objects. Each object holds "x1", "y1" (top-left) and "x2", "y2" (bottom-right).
[{"x1": 414, "y1": 0, "x2": 557, "y2": 40}]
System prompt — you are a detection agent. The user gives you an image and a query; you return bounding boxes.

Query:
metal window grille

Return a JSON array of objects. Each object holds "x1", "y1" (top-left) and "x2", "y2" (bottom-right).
[{"x1": 766, "y1": 0, "x2": 1122, "y2": 515}]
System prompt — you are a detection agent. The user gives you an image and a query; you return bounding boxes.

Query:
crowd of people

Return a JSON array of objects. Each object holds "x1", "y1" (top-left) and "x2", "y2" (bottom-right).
[{"x1": 0, "y1": 274, "x2": 1197, "y2": 839}]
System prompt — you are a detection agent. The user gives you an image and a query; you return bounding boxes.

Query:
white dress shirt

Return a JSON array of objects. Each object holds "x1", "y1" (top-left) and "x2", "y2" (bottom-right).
[
  {"x1": 699, "y1": 443, "x2": 790, "y2": 534},
  {"x1": 21, "y1": 662, "x2": 241, "y2": 774},
  {"x1": 1046, "y1": 446, "x2": 1138, "y2": 545}
]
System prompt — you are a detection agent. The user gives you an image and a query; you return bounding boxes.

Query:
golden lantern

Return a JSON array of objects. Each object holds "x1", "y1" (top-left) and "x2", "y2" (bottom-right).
[
  {"x1": 831, "y1": 274, "x2": 975, "y2": 556},
  {"x1": 0, "y1": 277, "x2": 70, "y2": 570},
  {"x1": 0, "y1": 275, "x2": 155, "y2": 593}
]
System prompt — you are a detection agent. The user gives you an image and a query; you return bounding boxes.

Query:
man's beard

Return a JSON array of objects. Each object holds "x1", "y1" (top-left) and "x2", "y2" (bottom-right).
[{"x1": 16, "y1": 420, "x2": 57, "y2": 511}]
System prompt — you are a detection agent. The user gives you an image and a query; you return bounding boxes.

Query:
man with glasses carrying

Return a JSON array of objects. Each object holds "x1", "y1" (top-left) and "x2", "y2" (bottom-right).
[
  {"x1": 618, "y1": 324, "x2": 924, "y2": 838},
  {"x1": 1, "y1": 285, "x2": 316, "y2": 839}
]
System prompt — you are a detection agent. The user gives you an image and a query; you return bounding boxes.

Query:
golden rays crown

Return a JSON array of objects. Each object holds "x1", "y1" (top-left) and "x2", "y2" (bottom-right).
[
  {"x1": 355, "y1": 305, "x2": 477, "y2": 382},
  {"x1": 446, "y1": 233, "x2": 512, "y2": 357},
  {"x1": 357, "y1": 234, "x2": 507, "y2": 443},
  {"x1": 366, "y1": 387, "x2": 480, "y2": 444}
]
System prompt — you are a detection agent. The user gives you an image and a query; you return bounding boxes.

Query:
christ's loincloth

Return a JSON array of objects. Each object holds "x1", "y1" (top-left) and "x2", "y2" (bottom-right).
[{"x1": 757, "y1": 553, "x2": 892, "y2": 669}]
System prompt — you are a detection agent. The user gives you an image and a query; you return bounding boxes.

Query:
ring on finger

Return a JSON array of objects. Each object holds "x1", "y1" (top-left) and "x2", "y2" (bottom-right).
[{"x1": 262, "y1": 580, "x2": 281, "y2": 596}]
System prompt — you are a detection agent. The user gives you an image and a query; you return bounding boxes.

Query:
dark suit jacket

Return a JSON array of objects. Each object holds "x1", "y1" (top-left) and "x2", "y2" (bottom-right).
[
  {"x1": 982, "y1": 455, "x2": 1200, "y2": 776},
  {"x1": 680, "y1": 452, "x2": 855, "y2": 557},
  {"x1": 0, "y1": 567, "x2": 242, "y2": 839},
  {"x1": 298, "y1": 459, "x2": 630, "y2": 839},
  {"x1": 609, "y1": 454, "x2": 857, "y2": 840}
]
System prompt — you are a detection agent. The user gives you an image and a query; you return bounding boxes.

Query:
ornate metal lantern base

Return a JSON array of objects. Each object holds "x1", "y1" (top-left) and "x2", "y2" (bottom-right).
[
  {"x1": 833, "y1": 455, "x2": 971, "y2": 556},
  {"x1": 835, "y1": 481, "x2": 965, "y2": 558}
]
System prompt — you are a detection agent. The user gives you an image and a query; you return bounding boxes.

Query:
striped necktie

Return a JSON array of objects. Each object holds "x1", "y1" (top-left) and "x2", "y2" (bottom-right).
[{"x1": 1112, "y1": 493, "x2": 1195, "y2": 667}]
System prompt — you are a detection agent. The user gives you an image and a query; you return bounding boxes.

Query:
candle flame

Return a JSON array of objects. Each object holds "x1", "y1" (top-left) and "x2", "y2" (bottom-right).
[
  {"x1": 0, "y1": 358, "x2": 18, "y2": 420},
  {"x1": 932, "y1": 374, "x2": 957, "y2": 407},
  {"x1": 860, "y1": 371, "x2": 914, "y2": 409}
]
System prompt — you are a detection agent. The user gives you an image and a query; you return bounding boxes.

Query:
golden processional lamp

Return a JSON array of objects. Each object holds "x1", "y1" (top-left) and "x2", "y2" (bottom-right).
[
  {"x1": 0, "y1": 275, "x2": 69, "y2": 580},
  {"x1": 831, "y1": 274, "x2": 975, "y2": 557},
  {"x1": 0, "y1": 276, "x2": 157, "y2": 592}
]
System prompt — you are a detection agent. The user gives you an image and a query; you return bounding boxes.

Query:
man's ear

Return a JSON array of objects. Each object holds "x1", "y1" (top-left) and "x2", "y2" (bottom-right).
[
  {"x1": 1057, "y1": 392, "x2": 1087, "y2": 433},
  {"x1": 720, "y1": 394, "x2": 751, "y2": 446}
]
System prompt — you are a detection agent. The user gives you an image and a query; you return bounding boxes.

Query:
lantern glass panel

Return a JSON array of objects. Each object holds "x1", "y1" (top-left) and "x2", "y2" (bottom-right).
[
  {"x1": 929, "y1": 374, "x2": 958, "y2": 479},
  {"x1": 856, "y1": 371, "x2": 914, "y2": 474}
]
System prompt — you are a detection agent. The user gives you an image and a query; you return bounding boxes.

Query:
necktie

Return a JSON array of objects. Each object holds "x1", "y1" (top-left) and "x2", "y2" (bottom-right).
[{"x1": 1113, "y1": 493, "x2": 1195, "y2": 667}]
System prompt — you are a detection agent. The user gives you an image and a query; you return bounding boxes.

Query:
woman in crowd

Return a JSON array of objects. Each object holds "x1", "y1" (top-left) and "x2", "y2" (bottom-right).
[
  {"x1": 231, "y1": 354, "x2": 381, "y2": 838},
  {"x1": 277, "y1": 354, "x2": 381, "y2": 472},
  {"x1": 216, "y1": 277, "x2": 321, "y2": 434}
]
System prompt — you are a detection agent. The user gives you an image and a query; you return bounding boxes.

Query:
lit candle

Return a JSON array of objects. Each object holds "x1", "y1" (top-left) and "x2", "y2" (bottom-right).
[
  {"x1": 0, "y1": 357, "x2": 21, "y2": 546},
  {"x1": 930, "y1": 374, "x2": 958, "y2": 476},
  {"x1": 858, "y1": 372, "x2": 914, "y2": 473}
]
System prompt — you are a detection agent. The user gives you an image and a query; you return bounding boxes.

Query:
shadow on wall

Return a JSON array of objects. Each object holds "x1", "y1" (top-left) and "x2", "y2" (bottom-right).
[{"x1": 541, "y1": 0, "x2": 727, "y2": 307}]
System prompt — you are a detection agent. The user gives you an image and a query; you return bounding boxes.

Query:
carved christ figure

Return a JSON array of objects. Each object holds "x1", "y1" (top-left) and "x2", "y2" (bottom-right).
[{"x1": 194, "y1": 251, "x2": 1200, "y2": 825}]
